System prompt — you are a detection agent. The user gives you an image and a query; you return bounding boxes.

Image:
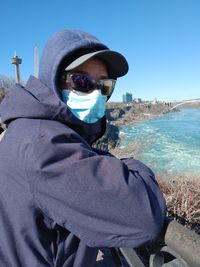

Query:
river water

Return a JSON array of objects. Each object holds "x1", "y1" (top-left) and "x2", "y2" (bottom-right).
[{"x1": 119, "y1": 108, "x2": 200, "y2": 176}]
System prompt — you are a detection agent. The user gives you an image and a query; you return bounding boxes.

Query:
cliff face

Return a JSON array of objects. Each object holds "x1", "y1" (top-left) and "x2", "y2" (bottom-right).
[{"x1": 106, "y1": 102, "x2": 173, "y2": 125}]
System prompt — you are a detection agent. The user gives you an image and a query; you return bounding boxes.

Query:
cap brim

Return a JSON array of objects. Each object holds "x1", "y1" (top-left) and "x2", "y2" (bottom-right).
[{"x1": 65, "y1": 50, "x2": 128, "y2": 78}]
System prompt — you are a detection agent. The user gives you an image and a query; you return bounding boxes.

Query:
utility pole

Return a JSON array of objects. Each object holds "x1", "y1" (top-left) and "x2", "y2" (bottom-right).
[{"x1": 11, "y1": 52, "x2": 22, "y2": 84}]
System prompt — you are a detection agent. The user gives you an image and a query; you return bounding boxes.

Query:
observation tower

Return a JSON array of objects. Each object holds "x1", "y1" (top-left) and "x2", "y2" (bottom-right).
[{"x1": 11, "y1": 52, "x2": 22, "y2": 84}]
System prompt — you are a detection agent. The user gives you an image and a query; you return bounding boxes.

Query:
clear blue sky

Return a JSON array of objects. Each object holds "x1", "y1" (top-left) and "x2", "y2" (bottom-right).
[{"x1": 1, "y1": 0, "x2": 200, "y2": 102}]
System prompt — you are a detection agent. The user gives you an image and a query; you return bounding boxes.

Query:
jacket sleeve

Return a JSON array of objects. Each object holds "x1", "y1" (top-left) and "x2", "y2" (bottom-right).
[{"x1": 27, "y1": 124, "x2": 166, "y2": 248}]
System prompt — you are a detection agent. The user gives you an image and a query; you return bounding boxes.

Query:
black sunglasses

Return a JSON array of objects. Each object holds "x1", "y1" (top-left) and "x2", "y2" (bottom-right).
[{"x1": 62, "y1": 72, "x2": 116, "y2": 96}]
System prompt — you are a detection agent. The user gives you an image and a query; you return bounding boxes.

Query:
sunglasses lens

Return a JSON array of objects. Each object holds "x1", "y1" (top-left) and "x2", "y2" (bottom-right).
[
  {"x1": 71, "y1": 74, "x2": 95, "y2": 92},
  {"x1": 68, "y1": 73, "x2": 116, "y2": 96},
  {"x1": 101, "y1": 80, "x2": 116, "y2": 96}
]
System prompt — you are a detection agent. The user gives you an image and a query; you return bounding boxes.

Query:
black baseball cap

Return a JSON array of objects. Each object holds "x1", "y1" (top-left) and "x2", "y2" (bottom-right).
[{"x1": 65, "y1": 50, "x2": 128, "y2": 78}]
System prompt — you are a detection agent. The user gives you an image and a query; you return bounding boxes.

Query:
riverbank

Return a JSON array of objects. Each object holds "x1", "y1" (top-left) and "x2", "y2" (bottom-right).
[
  {"x1": 106, "y1": 101, "x2": 177, "y2": 126},
  {"x1": 158, "y1": 174, "x2": 200, "y2": 234}
]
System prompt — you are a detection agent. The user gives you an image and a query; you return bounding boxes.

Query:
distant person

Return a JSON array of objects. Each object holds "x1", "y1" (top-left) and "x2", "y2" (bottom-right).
[{"x1": 0, "y1": 29, "x2": 166, "y2": 267}]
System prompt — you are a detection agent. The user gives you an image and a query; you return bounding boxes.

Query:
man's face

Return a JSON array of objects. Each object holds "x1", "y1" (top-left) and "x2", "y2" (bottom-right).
[{"x1": 61, "y1": 57, "x2": 108, "y2": 89}]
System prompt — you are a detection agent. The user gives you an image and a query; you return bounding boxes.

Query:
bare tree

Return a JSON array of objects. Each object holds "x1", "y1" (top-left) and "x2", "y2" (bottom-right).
[{"x1": 0, "y1": 75, "x2": 16, "y2": 102}]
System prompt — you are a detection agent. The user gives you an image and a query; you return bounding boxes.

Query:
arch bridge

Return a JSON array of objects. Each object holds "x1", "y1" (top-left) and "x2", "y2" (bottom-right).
[{"x1": 170, "y1": 98, "x2": 200, "y2": 111}]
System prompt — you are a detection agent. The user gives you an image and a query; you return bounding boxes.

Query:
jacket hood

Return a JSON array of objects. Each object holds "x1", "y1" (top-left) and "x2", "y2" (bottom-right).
[
  {"x1": 0, "y1": 76, "x2": 106, "y2": 145},
  {"x1": 39, "y1": 29, "x2": 109, "y2": 98},
  {"x1": 1, "y1": 29, "x2": 125, "y2": 144}
]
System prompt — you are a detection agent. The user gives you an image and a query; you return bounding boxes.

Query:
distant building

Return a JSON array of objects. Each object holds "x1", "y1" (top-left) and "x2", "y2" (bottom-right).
[
  {"x1": 152, "y1": 98, "x2": 158, "y2": 104},
  {"x1": 134, "y1": 98, "x2": 142, "y2": 103},
  {"x1": 122, "y1": 92, "x2": 133, "y2": 103}
]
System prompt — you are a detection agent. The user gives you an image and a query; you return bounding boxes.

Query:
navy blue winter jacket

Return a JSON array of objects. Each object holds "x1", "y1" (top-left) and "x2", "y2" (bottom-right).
[{"x1": 0, "y1": 29, "x2": 166, "y2": 267}]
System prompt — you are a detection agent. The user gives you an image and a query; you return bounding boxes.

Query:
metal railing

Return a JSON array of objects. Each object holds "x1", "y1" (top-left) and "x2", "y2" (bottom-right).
[{"x1": 112, "y1": 220, "x2": 200, "y2": 267}]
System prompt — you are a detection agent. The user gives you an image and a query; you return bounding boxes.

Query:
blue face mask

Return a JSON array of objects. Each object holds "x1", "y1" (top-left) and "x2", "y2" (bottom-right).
[{"x1": 62, "y1": 89, "x2": 107, "y2": 124}]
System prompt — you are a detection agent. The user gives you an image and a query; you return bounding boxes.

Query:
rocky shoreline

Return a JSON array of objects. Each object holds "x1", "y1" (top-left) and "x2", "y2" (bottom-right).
[
  {"x1": 93, "y1": 101, "x2": 178, "y2": 151},
  {"x1": 106, "y1": 101, "x2": 174, "y2": 126}
]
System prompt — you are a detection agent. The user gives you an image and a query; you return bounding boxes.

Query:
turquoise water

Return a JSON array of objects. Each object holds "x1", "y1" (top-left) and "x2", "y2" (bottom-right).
[{"x1": 120, "y1": 109, "x2": 200, "y2": 176}]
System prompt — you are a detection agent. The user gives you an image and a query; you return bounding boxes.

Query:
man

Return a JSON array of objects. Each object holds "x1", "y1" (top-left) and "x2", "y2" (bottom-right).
[{"x1": 0, "y1": 29, "x2": 166, "y2": 267}]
